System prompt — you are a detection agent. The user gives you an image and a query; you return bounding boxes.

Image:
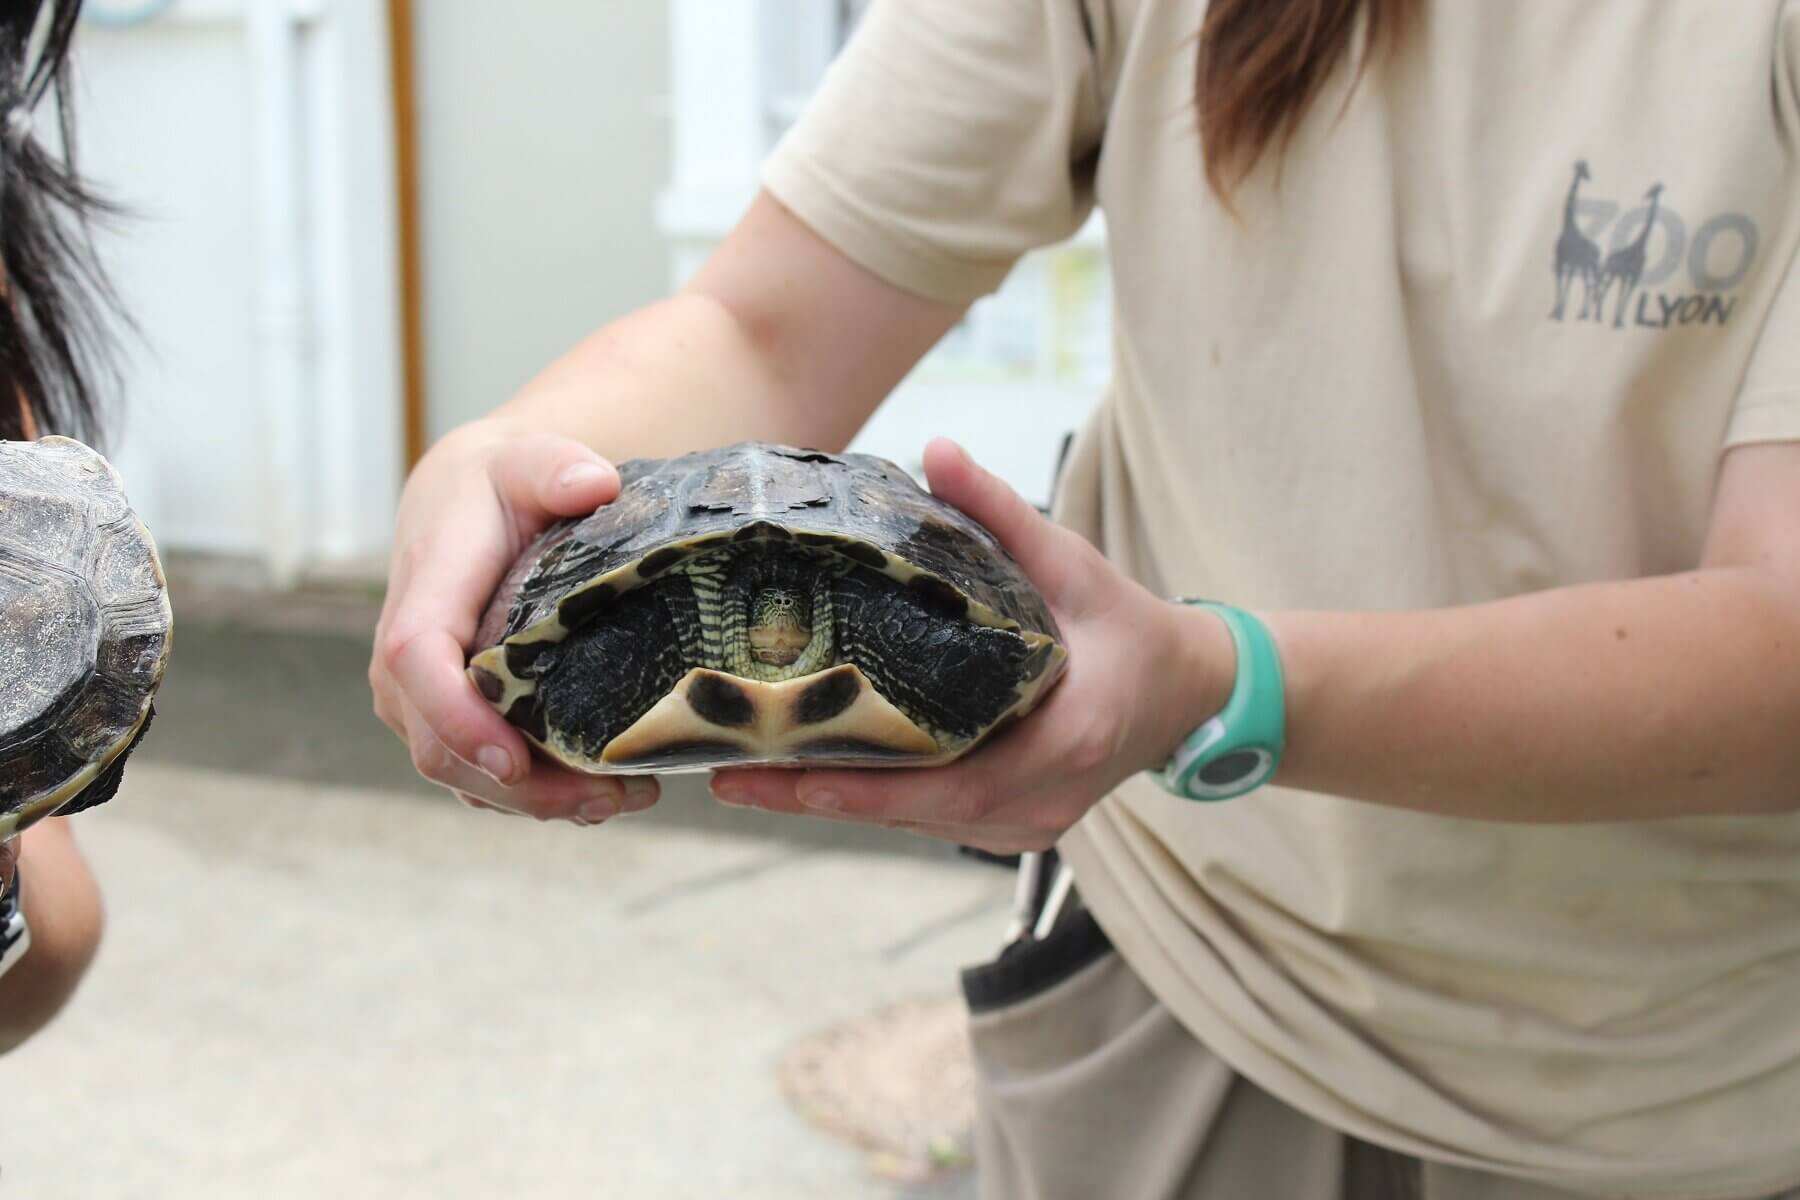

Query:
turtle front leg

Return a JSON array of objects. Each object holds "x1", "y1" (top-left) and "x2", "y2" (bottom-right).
[
  {"x1": 829, "y1": 569, "x2": 1032, "y2": 753},
  {"x1": 534, "y1": 586, "x2": 692, "y2": 765}
]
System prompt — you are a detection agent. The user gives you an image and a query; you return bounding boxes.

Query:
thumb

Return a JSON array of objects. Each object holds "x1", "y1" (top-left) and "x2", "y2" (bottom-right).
[
  {"x1": 486, "y1": 433, "x2": 622, "y2": 526},
  {"x1": 921, "y1": 437, "x2": 1098, "y2": 609}
]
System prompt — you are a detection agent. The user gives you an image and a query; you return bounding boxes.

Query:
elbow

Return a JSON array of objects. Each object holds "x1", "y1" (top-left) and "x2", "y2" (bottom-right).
[
  {"x1": 0, "y1": 835, "x2": 105, "y2": 1055},
  {"x1": 0, "y1": 905, "x2": 104, "y2": 1055}
]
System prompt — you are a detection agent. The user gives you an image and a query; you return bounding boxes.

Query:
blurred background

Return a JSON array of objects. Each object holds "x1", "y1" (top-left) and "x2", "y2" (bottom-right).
[
  {"x1": 81, "y1": 0, "x2": 1111, "y2": 587},
  {"x1": 4, "y1": 2, "x2": 1113, "y2": 1197}
]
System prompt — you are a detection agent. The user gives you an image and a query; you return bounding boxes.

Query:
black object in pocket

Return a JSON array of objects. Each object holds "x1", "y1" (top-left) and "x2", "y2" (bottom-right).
[{"x1": 961, "y1": 907, "x2": 1113, "y2": 1014}]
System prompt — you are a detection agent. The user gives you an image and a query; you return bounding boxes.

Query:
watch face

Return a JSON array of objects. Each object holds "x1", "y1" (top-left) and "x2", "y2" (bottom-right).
[
  {"x1": 1198, "y1": 750, "x2": 1265, "y2": 788},
  {"x1": 1180, "y1": 746, "x2": 1277, "y2": 801}
]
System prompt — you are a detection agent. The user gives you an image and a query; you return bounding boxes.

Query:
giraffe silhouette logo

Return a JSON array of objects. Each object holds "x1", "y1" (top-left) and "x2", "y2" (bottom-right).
[
  {"x1": 1548, "y1": 162, "x2": 1758, "y2": 331},
  {"x1": 1550, "y1": 163, "x2": 1665, "y2": 326},
  {"x1": 1551, "y1": 160, "x2": 1603, "y2": 321},
  {"x1": 1595, "y1": 183, "x2": 1665, "y2": 328}
]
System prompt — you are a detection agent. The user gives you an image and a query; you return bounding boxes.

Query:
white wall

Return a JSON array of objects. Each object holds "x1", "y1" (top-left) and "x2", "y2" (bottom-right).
[
  {"x1": 76, "y1": 0, "x2": 404, "y2": 581},
  {"x1": 415, "y1": 0, "x2": 671, "y2": 441},
  {"x1": 63, "y1": 0, "x2": 1101, "y2": 583},
  {"x1": 79, "y1": 17, "x2": 260, "y2": 558},
  {"x1": 69, "y1": 0, "x2": 672, "y2": 580}
]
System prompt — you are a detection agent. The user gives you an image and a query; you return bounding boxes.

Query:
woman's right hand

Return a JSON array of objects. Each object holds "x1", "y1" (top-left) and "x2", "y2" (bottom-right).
[{"x1": 370, "y1": 421, "x2": 661, "y2": 823}]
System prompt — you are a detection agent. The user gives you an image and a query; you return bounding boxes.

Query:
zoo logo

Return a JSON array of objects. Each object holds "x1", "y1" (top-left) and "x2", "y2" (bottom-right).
[{"x1": 1549, "y1": 160, "x2": 1759, "y2": 331}]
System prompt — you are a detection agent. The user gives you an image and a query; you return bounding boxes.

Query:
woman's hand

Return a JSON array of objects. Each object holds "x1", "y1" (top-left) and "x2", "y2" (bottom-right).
[
  {"x1": 708, "y1": 438, "x2": 1234, "y2": 856},
  {"x1": 370, "y1": 421, "x2": 661, "y2": 824}
]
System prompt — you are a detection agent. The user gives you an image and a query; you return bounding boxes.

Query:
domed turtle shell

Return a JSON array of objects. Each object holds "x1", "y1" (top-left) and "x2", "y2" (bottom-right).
[
  {"x1": 471, "y1": 442, "x2": 1067, "y2": 773},
  {"x1": 0, "y1": 437, "x2": 171, "y2": 839}
]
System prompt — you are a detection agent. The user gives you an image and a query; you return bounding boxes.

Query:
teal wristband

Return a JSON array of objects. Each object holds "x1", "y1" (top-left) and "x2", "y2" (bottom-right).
[{"x1": 1159, "y1": 602, "x2": 1286, "y2": 802}]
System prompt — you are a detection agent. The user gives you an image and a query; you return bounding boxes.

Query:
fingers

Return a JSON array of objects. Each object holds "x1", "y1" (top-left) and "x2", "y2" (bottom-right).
[
  {"x1": 380, "y1": 489, "x2": 513, "y2": 655},
  {"x1": 380, "y1": 434, "x2": 614, "y2": 659},
  {"x1": 399, "y1": 705, "x2": 534, "y2": 813},
  {"x1": 385, "y1": 627, "x2": 530, "y2": 786},
  {"x1": 711, "y1": 770, "x2": 1059, "y2": 855},
  {"x1": 921, "y1": 438, "x2": 1098, "y2": 610},
  {"x1": 800, "y1": 752, "x2": 1021, "y2": 827},
  {"x1": 401, "y1": 704, "x2": 659, "y2": 822},
  {"x1": 486, "y1": 432, "x2": 621, "y2": 525},
  {"x1": 373, "y1": 486, "x2": 524, "y2": 781},
  {"x1": 714, "y1": 729, "x2": 1021, "y2": 827},
  {"x1": 374, "y1": 432, "x2": 621, "y2": 801},
  {"x1": 710, "y1": 770, "x2": 802, "y2": 815},
  {"x1": 710, "y1": 697, "x2": 1084, "y2": 853}
]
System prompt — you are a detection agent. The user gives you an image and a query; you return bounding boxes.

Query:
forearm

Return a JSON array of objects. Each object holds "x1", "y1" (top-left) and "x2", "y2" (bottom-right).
[
  {"x1": 480, "y1": 293, "x2": 857, "y2": 461},
  {"x1": 459, "y1": 193, "x2": 963, "y2": 464},
  {"x1": 0, "y1": 819, "x2": 103, "y2": 1053},
  {"x1": 1261, "y1": 568, "x2": 1800, "y2": 821}
]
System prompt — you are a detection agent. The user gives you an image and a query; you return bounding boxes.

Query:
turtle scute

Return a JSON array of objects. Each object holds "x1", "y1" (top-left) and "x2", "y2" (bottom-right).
[
  {"x1": 0, "y1": 437, "x2": 172, "y2": 839},
  {"x1": 471, "y1": 442, "x2": 1068, "y2": 775}
]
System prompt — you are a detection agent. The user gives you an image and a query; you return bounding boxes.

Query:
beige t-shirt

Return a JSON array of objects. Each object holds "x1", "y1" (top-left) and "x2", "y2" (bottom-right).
[{"x1": 763, "y1": 2, "x2": 1800, "y2": 1196}]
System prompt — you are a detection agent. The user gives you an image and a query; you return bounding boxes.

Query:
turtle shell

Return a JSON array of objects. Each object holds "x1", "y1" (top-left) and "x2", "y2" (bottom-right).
[
  {"x1": 0, "y1": 437, "x2": 172, "y2": 839},
  {"x1": 471, "y1": 443, "x2": 1067, "y2": 773}
]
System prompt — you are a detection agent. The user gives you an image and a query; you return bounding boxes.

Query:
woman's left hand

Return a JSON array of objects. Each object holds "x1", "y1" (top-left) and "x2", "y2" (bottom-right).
[{"x1": 710, "y1": 438, "x2": 1233, "y2": 856}]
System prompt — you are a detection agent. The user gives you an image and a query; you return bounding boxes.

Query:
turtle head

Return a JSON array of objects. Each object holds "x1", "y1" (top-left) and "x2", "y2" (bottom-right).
[
  {"x1": 722, "y1": 552, "x2": 835, "y2": 682},
  {"x1": 748, "y1": 586, "x2": 811, "y2": 667}
]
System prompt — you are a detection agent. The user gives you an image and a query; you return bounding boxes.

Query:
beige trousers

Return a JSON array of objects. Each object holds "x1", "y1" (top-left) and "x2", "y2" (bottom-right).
[{"x1": 961, "y1": 908, "x2": 1800, "y2": 1200}]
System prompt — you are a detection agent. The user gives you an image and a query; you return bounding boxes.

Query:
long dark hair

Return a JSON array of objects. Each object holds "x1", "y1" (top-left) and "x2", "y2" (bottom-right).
[
  {"x1": 0, "y1": 0, "x2": 120, "y2": 445},
  {"x1": 1196, "y1": 0, "x2": 1416, "y2": 199}
]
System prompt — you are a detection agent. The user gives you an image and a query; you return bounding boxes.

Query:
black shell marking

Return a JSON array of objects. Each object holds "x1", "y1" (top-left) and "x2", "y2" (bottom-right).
[
  {"x1": 505, "y1": 641, "x2": 552, "y2": 680},
  {"x1": 614, "y1": 740, "x2": 748, "y2": 768},
  {"x1": 636, "y1": 545, "x2": 689, "y2": 579},
  {"x1": 793, "y1": 670, "x2": 860, "y2": 725},
  {"x1": 689, "y1": 674, "x2": 754, "y2": 728},
  {"x1": 557, "y1": 581, "x2": 618, "y2": 631},
  {"x1": 471, "y1": 666, "x2": 505, "y2": 703},
  {"x1": 505, "y1": 696, "x2": 549, "y2": 744},
  {"x1": 794, "y1": 738, "x2": 923, "y2": 761},
  {"x1": 733, "y1": 520, "x2": 793, "y2": 543}
]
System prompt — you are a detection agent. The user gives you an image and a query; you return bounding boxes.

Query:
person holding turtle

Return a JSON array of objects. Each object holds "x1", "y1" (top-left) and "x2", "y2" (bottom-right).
[{"x1": 374, "y1": 1, "x2": 1800, "y2": 1196}]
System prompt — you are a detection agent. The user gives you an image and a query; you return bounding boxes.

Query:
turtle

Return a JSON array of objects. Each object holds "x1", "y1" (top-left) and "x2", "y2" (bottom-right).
[
  {"x1": 469, "y1": 442, "x2": 1068, "y2": 773},
  {"x1": 0, "y1": 436, "x2": 171, "y2": 840}
]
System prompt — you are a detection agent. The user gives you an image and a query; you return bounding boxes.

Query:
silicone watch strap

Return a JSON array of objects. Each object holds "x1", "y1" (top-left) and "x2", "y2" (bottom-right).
[{"x1": 1161, "y1": 602, "x2": 1286, "y2": 801}]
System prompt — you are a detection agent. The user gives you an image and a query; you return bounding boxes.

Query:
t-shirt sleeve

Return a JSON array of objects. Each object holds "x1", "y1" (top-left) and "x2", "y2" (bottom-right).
[
  {"x1": 760, "y1": 0, "x2": 1106, "y2": 307},
  {"x1": 1727, "y1": 0, "x2": 1800, "y2": 447}
]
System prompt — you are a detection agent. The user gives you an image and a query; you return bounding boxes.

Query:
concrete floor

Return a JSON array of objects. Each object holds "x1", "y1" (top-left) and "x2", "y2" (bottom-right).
[{"x1": 3, "y1": 581, "x2": 1005, "y2": 1199}]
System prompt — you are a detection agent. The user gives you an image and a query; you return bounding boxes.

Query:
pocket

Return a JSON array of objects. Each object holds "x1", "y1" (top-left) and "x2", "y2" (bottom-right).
[
  {"x1": 960, "y1": 911, "x2": 1199, "y2": 1199},
  {"x1": 960, "y1": 906, "x2": 1113, "y2": 1015}
]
